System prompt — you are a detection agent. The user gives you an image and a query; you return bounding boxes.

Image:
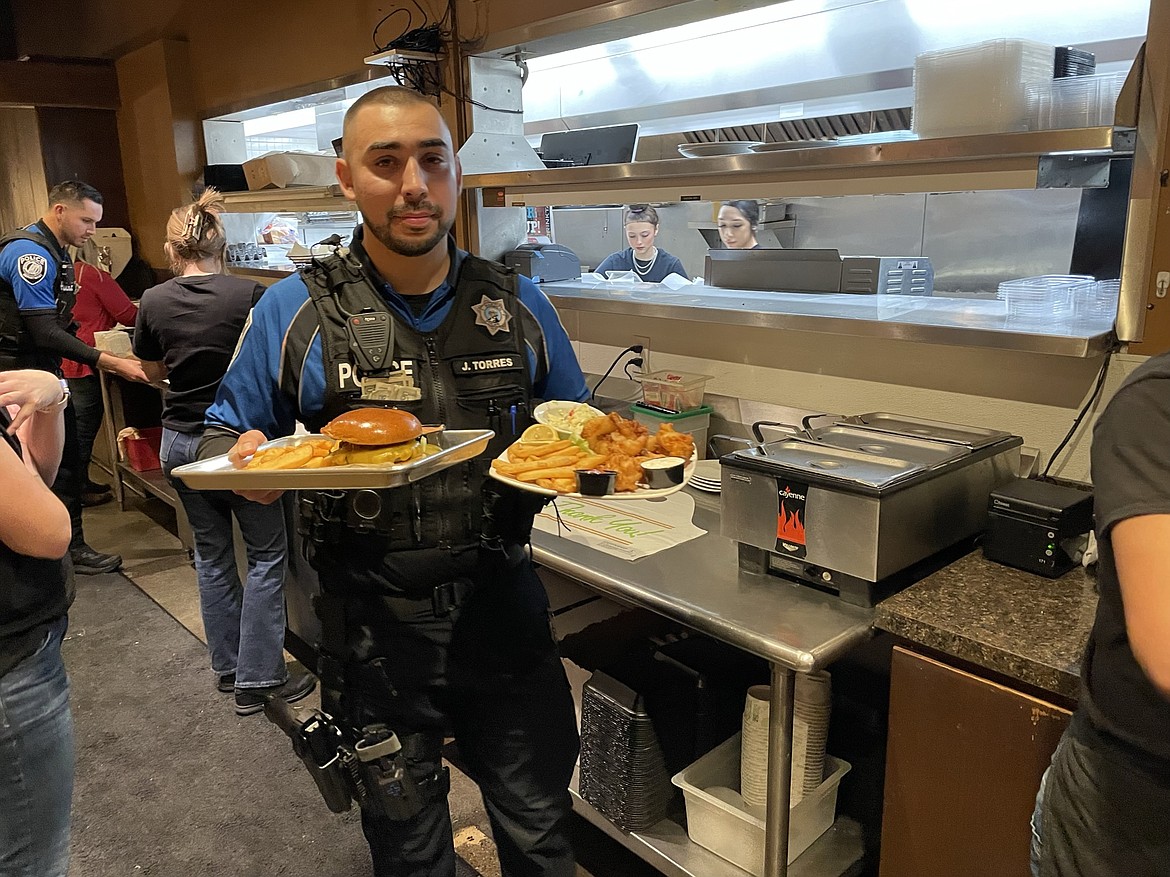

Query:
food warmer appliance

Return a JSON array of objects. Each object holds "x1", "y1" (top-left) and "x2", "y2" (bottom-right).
[{"x1": 720, "y1": 414, "x2": 1022, "y2": 605}]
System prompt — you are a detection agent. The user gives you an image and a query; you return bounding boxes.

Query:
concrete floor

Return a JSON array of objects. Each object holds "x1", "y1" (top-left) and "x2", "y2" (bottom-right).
[{"x1": 80, "y1": 487, "x2": 655, "y2": 877}]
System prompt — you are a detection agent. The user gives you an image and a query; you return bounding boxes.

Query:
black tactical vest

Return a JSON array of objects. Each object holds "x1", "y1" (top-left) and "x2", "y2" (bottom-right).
[
  {"x1": 290, "y1": 247, "x2": 537, "y2": 559},
  {"x1": 0, "y1": 223, "x2": 78, "y2": 373}
]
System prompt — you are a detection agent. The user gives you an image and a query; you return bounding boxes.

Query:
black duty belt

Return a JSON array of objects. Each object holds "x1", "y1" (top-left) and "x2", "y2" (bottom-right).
[{"x1": 296, "y1": 487, "x2": 478, "y2": 553}]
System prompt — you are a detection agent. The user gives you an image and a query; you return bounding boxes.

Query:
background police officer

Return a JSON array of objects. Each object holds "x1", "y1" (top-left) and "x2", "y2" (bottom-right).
[
  {"x1": 0, "y1": 181, "x2": 148, "y2": 574},
  {"x1": 201, "y1": 87, "x2": 589, "y2": 876}
]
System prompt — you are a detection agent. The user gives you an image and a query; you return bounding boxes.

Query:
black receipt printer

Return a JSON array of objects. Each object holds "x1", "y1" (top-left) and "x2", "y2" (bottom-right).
[
  {"x1": 983, "y1": 478, "x2": 1094, "y2": 578},
  {"x1": 504, "y1": 243, "x2": 581, "y2": 283}
]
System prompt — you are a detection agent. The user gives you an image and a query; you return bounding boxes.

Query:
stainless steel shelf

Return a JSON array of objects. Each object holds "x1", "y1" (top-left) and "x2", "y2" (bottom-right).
[
  {"x1": 465, "y1": 127, "x2": 1135, "y2": 204},
  {"x1": 220, "y1": 185, "x2": 354, "y2": 213},
  {"x1": 542, "y1": 282, "x2": 1115, "y2": 358},
  {"x1": 569, "y1": 785, "x2": 865, "y2": 877}
]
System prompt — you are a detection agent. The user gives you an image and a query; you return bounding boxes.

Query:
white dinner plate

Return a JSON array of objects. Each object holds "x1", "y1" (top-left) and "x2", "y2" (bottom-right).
[
  {"x1": 487, "y1": 446, "x2": 697, "y2": 499},
  {"x1": 677, "y1": 141, "x2": 763, "y2": 158},
  {"x1": 748, "y1": 140, "x2": 838, "y2": 152}
]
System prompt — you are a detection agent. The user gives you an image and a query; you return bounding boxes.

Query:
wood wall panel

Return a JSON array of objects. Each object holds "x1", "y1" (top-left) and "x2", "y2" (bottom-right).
[
  {"x1": 37, "y1": 107, "x2": 131, "y2": 231},
  {"x1": 0, "y1": 59, "x2": 119, "y2": 109},
  {"x1": 0, "y1": 106, "x2": 46, "y2": 230}
]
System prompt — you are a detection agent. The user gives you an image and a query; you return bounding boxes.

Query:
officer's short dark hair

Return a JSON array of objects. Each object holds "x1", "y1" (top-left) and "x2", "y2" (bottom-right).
[
  {"x1": 341, "y1": 86, "x2": 443, "y2": 159},
  {"x1": 48, "y1": 181, "x2": 104, "y2": 208}
]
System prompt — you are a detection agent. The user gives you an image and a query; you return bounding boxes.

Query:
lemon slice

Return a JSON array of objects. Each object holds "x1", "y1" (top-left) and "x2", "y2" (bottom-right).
[{"x1": 521, "y1": 424, "x2": 559, "y2": 443}]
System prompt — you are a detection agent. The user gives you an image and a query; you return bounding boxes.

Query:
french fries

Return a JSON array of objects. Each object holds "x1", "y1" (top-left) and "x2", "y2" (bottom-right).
[
  {"x1": 496, "y1": 410, "x2": 694, "y2": 495},
  {"x1": 490, "y1": 443, "x2": 607, "y2": 486},
  {"x1": 244, "y1": 439, "x2": 335, "y2": 470}
]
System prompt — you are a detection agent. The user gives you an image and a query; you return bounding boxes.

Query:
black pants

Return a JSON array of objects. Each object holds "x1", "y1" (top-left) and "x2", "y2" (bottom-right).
[
  {"x1": 50, "y1": 398, "x2": 85, "y2": 551},
  {"x1": 66, "y1": 375, "x2": 103, "y2": 488},
  {"x1": 320, "y1": 552, "x2": 579, "y2": 877},
  {"x1": 1033, "y1": 712, "x2": 1170, "y2": 876}
]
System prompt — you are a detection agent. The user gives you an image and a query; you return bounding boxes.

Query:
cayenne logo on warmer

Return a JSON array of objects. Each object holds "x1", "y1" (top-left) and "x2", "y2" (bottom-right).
[{"x1": 776, "y1": 483, "x2": 807, "y2": 556}]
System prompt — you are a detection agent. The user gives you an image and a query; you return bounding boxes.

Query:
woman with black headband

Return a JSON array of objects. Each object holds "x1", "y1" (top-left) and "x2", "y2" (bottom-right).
[{"x1": 595, "y1": 205, "x2": 686, "y2": 283}]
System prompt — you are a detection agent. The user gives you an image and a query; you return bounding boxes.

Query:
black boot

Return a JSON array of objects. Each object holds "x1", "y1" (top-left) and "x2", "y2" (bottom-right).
[{"x1": 70, "y1": 544, "x2": 122, "y2": 575}]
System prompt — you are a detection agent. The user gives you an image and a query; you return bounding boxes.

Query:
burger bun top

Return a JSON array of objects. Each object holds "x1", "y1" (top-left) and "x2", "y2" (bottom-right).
[{"x1": 321, "y1": 407, "x2": 424, "y2": 446}]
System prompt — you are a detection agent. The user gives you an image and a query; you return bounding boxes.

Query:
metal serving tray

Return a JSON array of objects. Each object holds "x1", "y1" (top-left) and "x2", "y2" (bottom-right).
[
  {"x1": 843, "y1": 412, "x2": 1012, "y2": 450},
  {"x1": 733, "y1": 439, "x2": 926, "y2": 490},
  {"x1": 172, "y1": 429, "x2": 494, "y2": 491},
  {"x1": 803, "y1": 425, "x2": 967, "y2": 467}
]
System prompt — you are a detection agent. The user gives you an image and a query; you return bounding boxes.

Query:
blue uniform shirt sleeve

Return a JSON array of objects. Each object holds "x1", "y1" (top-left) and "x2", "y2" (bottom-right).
[
  {"x1": 0, "y1": 239, "x2": 58, "y2": 312},
  {"x1": 204, "y1": 274, "x2": 308, "y2": 439},
  {"x1": 517, "y1": 276, "x2": 590, "y2": 403}
]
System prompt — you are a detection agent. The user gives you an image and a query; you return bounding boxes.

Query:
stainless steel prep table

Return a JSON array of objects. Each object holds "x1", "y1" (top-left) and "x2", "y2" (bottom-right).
[{"x1": 531, "y1": 490, "x2": 874, "y2": 877}]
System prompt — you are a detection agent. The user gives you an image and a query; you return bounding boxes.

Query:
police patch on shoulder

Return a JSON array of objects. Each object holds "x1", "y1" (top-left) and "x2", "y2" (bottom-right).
[
  {"x1": 471, "y1": 295, "x2": 512, "y2": 336},
  {"x1": 16, "y1": 253, "x2": 48, "y2": 284}
]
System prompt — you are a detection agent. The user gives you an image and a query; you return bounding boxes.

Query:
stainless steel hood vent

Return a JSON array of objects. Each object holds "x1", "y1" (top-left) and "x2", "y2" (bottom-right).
[
  {"x1": 684, "y1": 109, "x2": 912, "y2": 145},
  {"x1": 515, "y1": 0, "x2": 1147, "y2": 141}
]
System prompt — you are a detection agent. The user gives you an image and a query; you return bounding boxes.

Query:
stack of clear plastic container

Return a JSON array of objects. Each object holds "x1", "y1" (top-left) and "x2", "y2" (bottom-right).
[
  {"x1": 913, "y1": 39, "x2": 1055, "y2": 138},
  {"x1": 1027, "y1": 71, "x2": 1128, "y2": 130},
  {"x1": 997, "y1": 275, "x2": 1095, "y2": 324},
  {"x1": 1074, "y1": 279, "x2": 1121, "y2": 322}
]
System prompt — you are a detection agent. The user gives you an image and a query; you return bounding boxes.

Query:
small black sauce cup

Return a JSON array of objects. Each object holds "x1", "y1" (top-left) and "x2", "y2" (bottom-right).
[
  {"x1": 640, "y1": 456, "x2": 687, "y2": 489},
  {"x1": 575, "y1": 469, "x2": 617, "y2": 496}
]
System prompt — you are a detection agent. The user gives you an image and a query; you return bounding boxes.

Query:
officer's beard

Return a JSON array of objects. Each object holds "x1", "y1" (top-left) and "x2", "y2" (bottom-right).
[{"x1": 365, "y1": 202, "x2": 454, "y2": 257}]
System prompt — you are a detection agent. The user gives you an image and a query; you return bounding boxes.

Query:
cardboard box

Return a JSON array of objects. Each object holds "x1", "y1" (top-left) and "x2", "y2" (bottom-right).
[
  {"x1": 93, "y1": 329, "x2": 132, "y2": 356},
  {"x1": 242, "y1": 152, "x2": 338, "y2": 190}
]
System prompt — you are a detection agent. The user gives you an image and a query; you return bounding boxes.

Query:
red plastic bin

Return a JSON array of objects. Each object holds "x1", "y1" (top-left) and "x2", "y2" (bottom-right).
[{"x1": 123, "y1": 427, "x2": 163, "y2": 472}]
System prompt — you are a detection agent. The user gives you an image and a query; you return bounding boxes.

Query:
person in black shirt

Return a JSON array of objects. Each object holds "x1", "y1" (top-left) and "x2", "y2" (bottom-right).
[
  {"x1": 0, "y1": 367, "x2": 74, "y2": 877},
  {"x1": 133, "y1": 189, "x2": 314, "y2": 715},
  {"x1": 0, "y1": 181, "x2": 149, "y2": 574},
  {"x1": 1030, "y1": 351, "x2": 1170, "y2": 876}
]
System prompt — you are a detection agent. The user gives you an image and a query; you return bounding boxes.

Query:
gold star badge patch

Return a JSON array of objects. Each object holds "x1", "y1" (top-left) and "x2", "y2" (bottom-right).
[{"x1": 471, "y1": 295, "x2": 512, "y2": 336}]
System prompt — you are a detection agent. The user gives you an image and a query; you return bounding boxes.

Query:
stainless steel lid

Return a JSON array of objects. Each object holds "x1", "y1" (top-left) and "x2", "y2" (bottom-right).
[
  {"x1": 804, "y1": 425, "x2": 967, "y2": 467},
  {"x1": 731, "y1": 440, "x2": 926, "y2": 489},
  {"x1": 844, "y1": 412, "x2": 1013, "y2": 450}
]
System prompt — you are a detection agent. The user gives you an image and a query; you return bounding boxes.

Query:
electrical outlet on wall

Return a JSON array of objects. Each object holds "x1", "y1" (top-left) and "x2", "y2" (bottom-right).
[{"x1": 632, "y1": 335, "x2": 651, "y2": 373}]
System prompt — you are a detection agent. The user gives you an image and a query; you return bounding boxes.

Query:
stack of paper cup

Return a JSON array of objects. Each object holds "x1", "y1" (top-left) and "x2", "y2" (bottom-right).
[
  {"x1": 739, "y1": 685, "x2": 771, "y2": 808},
  {"x1": 738, "y1": 672, "x2": 833, "y2": 809},
  {"x1": 793, "y1": 671, "x2": 832, "y2": 799}
]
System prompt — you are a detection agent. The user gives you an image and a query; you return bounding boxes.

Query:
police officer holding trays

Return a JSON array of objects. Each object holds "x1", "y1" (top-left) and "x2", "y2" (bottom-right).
[
  {"x1": 199, "y1": 86, "x2": 590, "y2": 876},
  {"x1": 0, "y1": 181, "x2": 149, "y2": 575}
]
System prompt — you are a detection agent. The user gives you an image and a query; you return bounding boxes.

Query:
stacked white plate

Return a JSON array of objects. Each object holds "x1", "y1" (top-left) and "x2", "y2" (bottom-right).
[{"x1": 689, "y1": 459, "x2": 722, "y2": 493}]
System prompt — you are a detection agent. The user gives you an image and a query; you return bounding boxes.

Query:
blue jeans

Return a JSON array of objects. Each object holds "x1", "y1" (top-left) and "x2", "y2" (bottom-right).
[
  {"x1": 0, "y1": 616, "x2": 73, "y2": 877},
  {"x1": 161, "y1": 429, "x2": 290, "y2": 689}
]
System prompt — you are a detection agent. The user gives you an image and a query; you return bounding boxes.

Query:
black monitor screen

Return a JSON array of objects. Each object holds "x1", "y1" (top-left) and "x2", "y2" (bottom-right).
[{"x1": 539, "y1": 124, "x2": 639, "y2": 167}]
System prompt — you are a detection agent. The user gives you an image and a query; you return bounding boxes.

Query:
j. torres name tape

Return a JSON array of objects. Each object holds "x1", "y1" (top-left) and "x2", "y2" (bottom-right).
[{"x1": 456, "y1": 355, "x2": 519, "y2": 374}]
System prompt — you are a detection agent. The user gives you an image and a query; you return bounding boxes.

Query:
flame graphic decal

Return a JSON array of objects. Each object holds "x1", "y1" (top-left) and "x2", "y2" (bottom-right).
[{"x1": 777, "y1": 497, "x2": 806, "y2": 544}]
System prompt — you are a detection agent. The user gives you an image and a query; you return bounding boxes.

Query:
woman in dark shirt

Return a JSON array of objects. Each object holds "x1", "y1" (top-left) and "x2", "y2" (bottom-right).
[
  {"x1": 133, "y1": 189, "x2": 314, "y2": 716},
  {"x1": 0, "y1": 367, "x2": 73, "y2": 877},
  {"x1": 595, "y1": 204, "x2": 687, "y2": 283}
]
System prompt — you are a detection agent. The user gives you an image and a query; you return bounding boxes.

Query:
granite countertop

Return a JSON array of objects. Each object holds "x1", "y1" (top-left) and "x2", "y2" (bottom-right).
[{"x1": 875, "y1": 551, "x2": 1098, "y2": 701}]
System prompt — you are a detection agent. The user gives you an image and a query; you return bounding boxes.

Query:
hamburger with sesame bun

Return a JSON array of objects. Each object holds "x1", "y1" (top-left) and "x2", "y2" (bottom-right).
[{"x1": 321, "y1": 407, "x2": 439, "y2": 465}]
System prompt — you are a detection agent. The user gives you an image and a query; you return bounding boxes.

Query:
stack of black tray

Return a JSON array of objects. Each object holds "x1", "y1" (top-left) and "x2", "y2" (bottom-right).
[{"x1": 579, "y1": 671, "x2": 675, "y2": 832}]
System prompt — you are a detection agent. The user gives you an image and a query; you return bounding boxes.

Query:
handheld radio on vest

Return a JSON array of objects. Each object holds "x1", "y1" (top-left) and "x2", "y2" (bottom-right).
[{"x1": 346, "y1": 309, "x2": 392, "y2": 372}]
